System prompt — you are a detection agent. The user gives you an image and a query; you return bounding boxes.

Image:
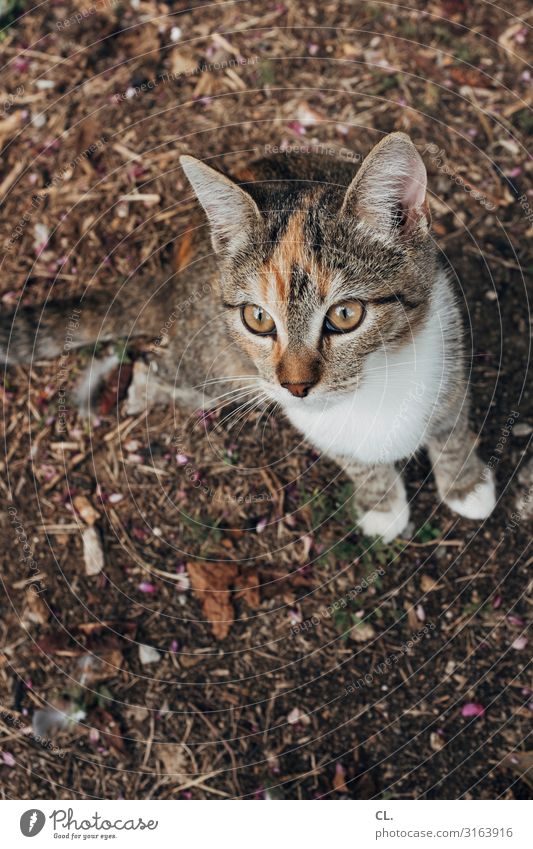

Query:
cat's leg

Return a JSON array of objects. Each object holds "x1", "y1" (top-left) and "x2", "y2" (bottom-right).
[
  {"x1": 126, "y1": 352, "x2": 206, "y2": 415},
  {"x1": 335, "y1": 457, "x2": 409, "y2": 542},
  {"x1": 426, "y1": 411, "x2": 496, "y2": 520}
]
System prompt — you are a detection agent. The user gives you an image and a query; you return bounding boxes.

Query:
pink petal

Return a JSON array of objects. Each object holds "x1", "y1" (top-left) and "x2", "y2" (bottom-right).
[
  {"x1": 287, "y1": 707, "x2": 306, "y2": 725},
  {"x1": 138, "y1": 581, "x2": 157, "y2": 594},
  {"x1": 256, "y1": 517, "x2": 267, "y2": 533},
  {"x1": 1, "y1": 751, "x2": 15, "y2": 766},
  {"x1": 287, "y1": 120, "x2": 306, "y2": 137},
  {"x1": 507, "y1": 614, "x2": 525, "y2": 626},
  {"x1": 512, "y1": 636, "x2": 528, "y2": 650},
  {"x1": 461, "y1": 702, "x2": 485, "y2": 718},
  {"x1": 176, "y1": 453, "x2": 189, "y2": 465}
]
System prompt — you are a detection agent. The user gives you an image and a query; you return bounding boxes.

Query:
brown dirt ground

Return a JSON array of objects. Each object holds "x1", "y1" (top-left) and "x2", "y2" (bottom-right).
[{"x1": 0, "y1": 0, "x2": 531, "y2": 800}]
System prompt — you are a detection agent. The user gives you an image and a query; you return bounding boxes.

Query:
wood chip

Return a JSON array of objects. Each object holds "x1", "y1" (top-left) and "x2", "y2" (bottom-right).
[
  {"x1": 82, "y1": 526, "x2": 104, "y2": 576},
  {"x1": 73, "y1": 495, "x2": 100, "y2": 526},
  {"x1": 188, "y1": 561, "x2": 238, "y2": 640}
]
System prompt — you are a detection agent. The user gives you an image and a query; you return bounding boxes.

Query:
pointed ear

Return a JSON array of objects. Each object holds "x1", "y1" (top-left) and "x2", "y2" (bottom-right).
[
  {"x1": 340, "y1": 133, "x2": 430, "y2": 237},
  {"x1": 180, "y1": 155, "x2": 261, "y2": 254}
]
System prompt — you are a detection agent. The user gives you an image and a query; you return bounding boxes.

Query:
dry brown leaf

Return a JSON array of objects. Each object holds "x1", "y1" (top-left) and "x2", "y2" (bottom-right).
[
  {"x1": 154, "y1": 741, "x2": 189, "y2": 779},
  {"x1": 420, "y1": 574, "x2": 440, "y2": 593},
  {"x1": 170, "y1": 49, "x2": 198, "y2": 77},
  {"x1": 234, "y1": 570, "x2": 260, "y2": 609},
  {"x1": 405, "y1": 602, "x2": 419, "y2": 631},
  {"x1": 188, "y1": 561, "x2": 238, "y2": 639}
]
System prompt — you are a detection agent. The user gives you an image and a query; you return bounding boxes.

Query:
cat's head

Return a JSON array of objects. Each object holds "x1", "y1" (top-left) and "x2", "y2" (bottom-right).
[{"x1": 180, "y1": 133, "x2": 438, "y2": 403}]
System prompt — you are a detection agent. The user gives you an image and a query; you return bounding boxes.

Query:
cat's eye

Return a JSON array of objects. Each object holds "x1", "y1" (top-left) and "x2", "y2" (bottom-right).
[
  {"x1": 241, "y1": 304, "x2": 276, "y2": 336},
  {"x1": 324, "y1": 300, "x2": 365, "y2": 333}
]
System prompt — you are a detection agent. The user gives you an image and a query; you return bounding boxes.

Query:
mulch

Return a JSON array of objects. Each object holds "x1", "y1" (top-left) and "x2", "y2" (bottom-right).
[{"x1": 0, "y1": 0, "x2": 531, "y2": 799}]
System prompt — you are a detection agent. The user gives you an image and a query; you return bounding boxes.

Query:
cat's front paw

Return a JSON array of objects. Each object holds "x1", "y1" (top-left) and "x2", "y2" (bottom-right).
[
  {"x1": 444, "y1": 470, "x2": 496, "y2": 520},
  {"x1": 357, "y1": 488, "x2": 410, "y2": 543}
]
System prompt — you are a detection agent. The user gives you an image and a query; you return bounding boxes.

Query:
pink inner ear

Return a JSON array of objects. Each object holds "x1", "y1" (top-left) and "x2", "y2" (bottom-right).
[{"x1": 401, "y1": 159, "x2": 427, "y2": 209}]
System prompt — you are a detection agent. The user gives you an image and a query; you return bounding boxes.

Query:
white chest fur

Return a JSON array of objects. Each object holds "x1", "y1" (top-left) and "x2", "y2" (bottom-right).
[{"x1": 279, "y1": 289, "x2": 452, "y2": 465}]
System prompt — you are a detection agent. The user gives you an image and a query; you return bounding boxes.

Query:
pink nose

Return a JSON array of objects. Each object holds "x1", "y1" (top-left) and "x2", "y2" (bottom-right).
[{"x1": 281, "y1": 381, "x2": 315, "y2": 398}]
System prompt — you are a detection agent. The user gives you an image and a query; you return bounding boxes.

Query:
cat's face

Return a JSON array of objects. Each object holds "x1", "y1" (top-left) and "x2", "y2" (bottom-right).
[{"x1": 181, "y1": 133, "x2": 438, "y2": 404}]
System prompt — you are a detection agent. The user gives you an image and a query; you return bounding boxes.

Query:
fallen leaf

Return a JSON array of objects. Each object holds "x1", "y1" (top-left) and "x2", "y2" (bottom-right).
[
  {"x1": 82, "y1": 526, "x2": 104, "y2": 576},
  {"x1": 449, "y1": 66, "x2": 490, "y2": 88},
  {"x1": 188, "y1": 561, "x2": 238, "y2": 639},
  {"x1": 235, "y1": 570, "x2": 261, "y2": 609},
  {"x1": 420, "y1": 574, "x2": 440, "y2": 592},
  {"x1": 154, "y1": 741, "x2": 189, "y2": 779},
  {"x1": 405, "y1": 602, "x2": 419, "y2": 631},
  {"x1": 170, "y1": 49, "x2": 198, "y2": 77}
]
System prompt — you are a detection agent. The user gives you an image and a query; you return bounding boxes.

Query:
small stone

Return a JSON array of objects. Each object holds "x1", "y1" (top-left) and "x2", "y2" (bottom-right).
[
  {"x1": 139, "y1": 644, "x2": 161, "y2": 665},
  {"x1": 513, "y1": 422, "x2": 532, "y2": 438}
]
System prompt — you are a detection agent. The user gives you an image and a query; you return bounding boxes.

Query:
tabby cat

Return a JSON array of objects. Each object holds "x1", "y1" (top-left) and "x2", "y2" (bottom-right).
[{"x1": 0, "y1": 132, "x2": 496, "y2": 540}]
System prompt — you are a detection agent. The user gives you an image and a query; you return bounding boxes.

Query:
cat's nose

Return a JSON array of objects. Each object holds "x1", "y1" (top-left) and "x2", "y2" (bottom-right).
[{"x1": 281, "y1": 381, "x2": 316, "y2": 398}]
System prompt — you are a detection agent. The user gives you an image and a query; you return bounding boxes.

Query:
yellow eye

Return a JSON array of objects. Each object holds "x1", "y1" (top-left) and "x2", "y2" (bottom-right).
[
  {"x1": 325, "y1": 300, "x2": 365, "y2": 333},
  {"x1": 241, "y1": 304, "x2": 276, "y2": 335}
]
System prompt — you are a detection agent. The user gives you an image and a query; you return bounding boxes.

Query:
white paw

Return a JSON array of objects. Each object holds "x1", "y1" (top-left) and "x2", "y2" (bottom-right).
[
  {"x1": 445, "y1": 472, "x2": 496, "y2": 520},
  {"x1": 357, "y1": 487, "x2": 410, "y2": 543},
  {"x1": 126, "y1": 360, "x2": 150, "y2": 415}
]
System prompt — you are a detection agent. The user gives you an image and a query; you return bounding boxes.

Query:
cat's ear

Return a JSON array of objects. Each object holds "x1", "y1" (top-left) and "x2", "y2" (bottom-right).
[
  {"x1": 180, "y1": 155, "x2": 261, "y2": 254},
  {"x1": 340, "y1": 133, "x2": 430, "y2": 237}
]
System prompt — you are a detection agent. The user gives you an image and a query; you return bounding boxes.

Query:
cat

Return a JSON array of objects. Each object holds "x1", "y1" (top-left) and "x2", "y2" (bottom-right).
[{"x1": 0, "y1": 132, "x2": 496, "y2": 541}]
